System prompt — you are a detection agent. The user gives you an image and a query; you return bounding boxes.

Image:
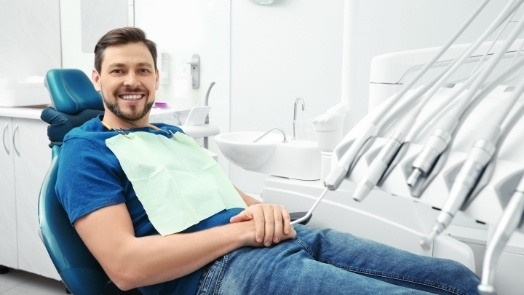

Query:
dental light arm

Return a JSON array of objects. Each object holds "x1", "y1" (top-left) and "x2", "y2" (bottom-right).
[{"x1": 478, "y1": 174, "x2": 524, "y2": 295}]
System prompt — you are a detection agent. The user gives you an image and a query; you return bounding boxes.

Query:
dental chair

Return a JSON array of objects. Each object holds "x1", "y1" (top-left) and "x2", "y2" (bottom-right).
[
  {"x1": 38, "y1": 69, "x2": 310, "y2": 295},
  {"x1": 38, "y1": 68, "x2": 140, "y2": 294}
]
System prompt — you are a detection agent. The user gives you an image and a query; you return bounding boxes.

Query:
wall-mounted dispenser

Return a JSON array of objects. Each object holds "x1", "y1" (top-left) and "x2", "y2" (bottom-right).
[
  {"x1": 189, "y1": 54, "x2": 200, "y2": 90},
  {"x1": 158, "y1": 51, "x2": 170, "y2": 85}
]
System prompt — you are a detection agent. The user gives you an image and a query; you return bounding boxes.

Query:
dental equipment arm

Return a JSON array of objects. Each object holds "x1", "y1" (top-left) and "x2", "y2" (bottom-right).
[
  {"x1": 407, "y1": 57, "x2": 524, "y2": 192},
  {"x1": 352, "y1": 108, "x2": 418, "y2": 201},
  {"x1": 421, "y1": 60, "x2": 524, "y2": 249},
  {"x1": 340, "y1": 0, "x2": 520, "y2": 199},
  {"x1": 477, "y1": 174, "x2": 524, "y2": 295},
  {"x1": 323, "y1": 0, "x2": 493, "y2": 191}
]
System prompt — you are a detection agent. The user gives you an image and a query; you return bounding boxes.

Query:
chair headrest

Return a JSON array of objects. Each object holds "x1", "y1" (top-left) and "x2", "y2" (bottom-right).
[{"x1": 44, "y1": 69, "x2": 104, "y2": 115}]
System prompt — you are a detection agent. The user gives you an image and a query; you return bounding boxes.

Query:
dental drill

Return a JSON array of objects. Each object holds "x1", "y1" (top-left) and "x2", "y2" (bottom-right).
[
  {"x1": 420, "y1": 52, "x2": 524, "y2": 249},
  {"x1": 477, "y1": 173, "x2": 524, "y2": 294}
]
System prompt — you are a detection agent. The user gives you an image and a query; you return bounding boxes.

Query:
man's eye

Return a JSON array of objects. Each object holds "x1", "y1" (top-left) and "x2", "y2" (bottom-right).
[
  {"x1": 111, "y1": 69, "x2": 124, "y2": 74},
  {"x1": 139, "y1": 68, "x2": 151, "y2": 74}
]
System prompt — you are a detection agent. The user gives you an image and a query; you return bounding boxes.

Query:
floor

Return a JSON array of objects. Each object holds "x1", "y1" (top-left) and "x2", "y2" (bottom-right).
[{"x1": 0, "y1": 269, "x2": 65, "y2": 295}]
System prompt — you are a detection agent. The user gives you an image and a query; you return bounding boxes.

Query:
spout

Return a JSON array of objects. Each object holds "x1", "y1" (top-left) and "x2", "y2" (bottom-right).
[
  {"x1": 293, "y1": 97, "x2": 306, "y2": 140},
  {"x1": 253, "y1": 128, "x2": 288, "y2": 143}
]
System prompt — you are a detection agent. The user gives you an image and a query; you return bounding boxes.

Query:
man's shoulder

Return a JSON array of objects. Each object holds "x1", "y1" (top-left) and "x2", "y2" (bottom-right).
[{"x1": 65, "y1": 117, "x2": 107, "y2": 139}]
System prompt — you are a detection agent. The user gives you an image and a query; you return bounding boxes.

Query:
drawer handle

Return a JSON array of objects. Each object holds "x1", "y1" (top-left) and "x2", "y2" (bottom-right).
[
  {"x1": 2, "y1": 124, "x2": 9, "y2": 155},
  {"x1": 13, "y1": 124, "x2": 20, "y2": 156}
]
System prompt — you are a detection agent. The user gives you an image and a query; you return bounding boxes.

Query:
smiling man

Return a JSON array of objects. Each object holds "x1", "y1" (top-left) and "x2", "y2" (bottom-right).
[
  {"x1": 55, "y1": 27, "x2": 481, "y2": 295},
  {"x1": 93, "y1": 34, "x2": 158, "y2": 127}
]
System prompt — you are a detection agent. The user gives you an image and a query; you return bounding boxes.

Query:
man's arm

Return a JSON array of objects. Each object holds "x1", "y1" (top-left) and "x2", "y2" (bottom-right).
[{"x1": 75, "y1": 202, "x2": 296, "y2": 291}]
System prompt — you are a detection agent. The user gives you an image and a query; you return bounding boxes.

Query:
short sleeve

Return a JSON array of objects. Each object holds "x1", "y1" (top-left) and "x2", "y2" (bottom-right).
[{"x1": 56, "y1": 136, "x2": 126, "y2": 224}]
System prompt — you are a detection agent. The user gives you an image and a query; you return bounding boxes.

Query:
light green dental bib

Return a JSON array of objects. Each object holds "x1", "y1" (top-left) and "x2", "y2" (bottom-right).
[{"x1": 106, "y1": 131, "x2": 246, "y2": 236}]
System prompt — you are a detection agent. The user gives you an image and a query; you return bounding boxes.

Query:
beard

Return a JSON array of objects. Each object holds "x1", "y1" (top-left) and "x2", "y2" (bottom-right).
[
  {"x1": 104, "y1": 97, "x2": 154, "y2": 122},
  {"x1": 101, "y1": 86, "x2": 154, "y2": 122}
]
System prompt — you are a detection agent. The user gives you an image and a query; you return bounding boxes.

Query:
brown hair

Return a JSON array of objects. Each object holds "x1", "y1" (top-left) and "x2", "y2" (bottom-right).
[{"x1": 94, "y1": 27, "x2": 157, "y2": 73}]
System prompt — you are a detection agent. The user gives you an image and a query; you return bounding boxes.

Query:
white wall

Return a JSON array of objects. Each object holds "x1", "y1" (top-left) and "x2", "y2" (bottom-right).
[{"x1": 0, "y1": 0, "x2": 61, "y2": 80}]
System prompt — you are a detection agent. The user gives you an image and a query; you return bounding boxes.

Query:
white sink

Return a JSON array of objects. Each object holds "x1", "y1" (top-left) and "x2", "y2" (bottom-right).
[{"x1": 215, "y1": 131, "x2": 321, "y2": 180}]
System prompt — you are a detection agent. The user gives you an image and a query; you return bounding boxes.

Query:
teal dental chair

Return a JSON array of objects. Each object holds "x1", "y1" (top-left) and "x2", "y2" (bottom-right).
[{"x1": 38, "y1": 68, "x2": 140, "y2": 294}]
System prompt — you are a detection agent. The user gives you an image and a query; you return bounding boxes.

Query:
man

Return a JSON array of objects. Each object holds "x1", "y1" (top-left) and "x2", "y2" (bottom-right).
[{"x1": 57, "y1": 27, "x2": 480, "y2": 294}]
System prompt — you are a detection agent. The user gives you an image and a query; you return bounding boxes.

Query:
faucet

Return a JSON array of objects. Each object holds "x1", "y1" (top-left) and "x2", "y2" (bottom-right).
[
  {"x1": 253, "y1": 128, "x2": 288, "y2": 143},
  {"x1": 293, "y1": 97, "x2": 305, "y2": 140}
]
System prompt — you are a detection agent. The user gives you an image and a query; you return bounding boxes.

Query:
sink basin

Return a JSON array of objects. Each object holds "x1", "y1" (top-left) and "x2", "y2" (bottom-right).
[{"x1": 215, "y1": 131, "x2": 321, "y2": 180}]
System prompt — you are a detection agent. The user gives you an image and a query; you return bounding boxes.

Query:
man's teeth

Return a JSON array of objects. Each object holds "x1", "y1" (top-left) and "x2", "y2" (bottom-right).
[{"x1": 120, "y1": 94, "x2": 142, "y2": 100}]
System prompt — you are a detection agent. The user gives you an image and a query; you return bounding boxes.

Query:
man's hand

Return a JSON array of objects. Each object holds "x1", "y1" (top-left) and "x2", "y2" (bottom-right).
[{"x1": 230, "y1": 204, "x2": 296, "y2": 247}]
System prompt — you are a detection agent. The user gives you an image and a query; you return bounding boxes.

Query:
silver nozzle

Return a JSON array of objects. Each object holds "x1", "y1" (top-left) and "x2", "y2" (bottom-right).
[
  {"x1": 479, "y1": 191, "x2": 524, "y2": 295},
  {"x1": 407, "y1": 168, "x2": 423, "y2": 188}
]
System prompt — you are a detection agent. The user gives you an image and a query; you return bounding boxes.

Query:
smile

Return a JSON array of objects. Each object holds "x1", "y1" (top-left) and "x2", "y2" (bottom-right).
[{"x1": 119, "y1": 94, "x2": 144, "y2": 101}]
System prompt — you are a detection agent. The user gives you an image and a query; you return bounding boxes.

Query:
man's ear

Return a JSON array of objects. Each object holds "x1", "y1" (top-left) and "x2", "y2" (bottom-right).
[{"x1": 92, "y1": 69, "x2": 101, "y2": 91}]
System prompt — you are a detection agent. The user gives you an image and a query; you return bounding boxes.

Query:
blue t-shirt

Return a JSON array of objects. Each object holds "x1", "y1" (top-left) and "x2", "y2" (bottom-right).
[{"x1": 56, "y1": 116, "x2": 243, "y2": 295}]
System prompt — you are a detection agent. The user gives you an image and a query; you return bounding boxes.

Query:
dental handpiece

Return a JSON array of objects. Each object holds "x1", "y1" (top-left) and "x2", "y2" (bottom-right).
[
  {"x1": 420, "y1": 138, "x2": 497, "y2": 250},
  {"x1": 324, "y1": 124, "x2": 377, "y2": 191},
  {"x1": 407, "y1": 128, "x2": 452, "y2": 187},
  {"x1": 353, "y1": 133, "x2": 404, "y2": 202},
  {"x1": 407, "y1": 112, "x2": 459, "y2": 188},
  {"x1": 353, "y1": 115, "x2": 413, "y2": 202},
  {"x1": 478, "y1": 175, "x2": 524, "y2": 295}
]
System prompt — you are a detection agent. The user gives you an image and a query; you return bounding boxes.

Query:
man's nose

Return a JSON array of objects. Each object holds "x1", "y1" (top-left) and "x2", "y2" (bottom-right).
[{"x1": 123, "y1": 73, "x2": 141, "y2": 88}]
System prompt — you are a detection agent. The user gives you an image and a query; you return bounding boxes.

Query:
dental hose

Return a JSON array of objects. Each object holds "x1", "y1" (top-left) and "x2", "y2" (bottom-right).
[
  {"x1": 420, "y1": 56, "x2": 524, "y2": 250},
  {"x1": 291, "y1": 188, "x2": 329, "y2": 225}
]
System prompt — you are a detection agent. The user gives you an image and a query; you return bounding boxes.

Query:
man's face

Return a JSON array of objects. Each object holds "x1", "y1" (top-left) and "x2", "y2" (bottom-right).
[{"x1": 92, "y1": 42, "x2": 159, "y2": 124}]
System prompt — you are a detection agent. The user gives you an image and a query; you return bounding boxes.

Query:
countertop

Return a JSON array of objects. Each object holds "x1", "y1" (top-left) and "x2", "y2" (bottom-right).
[{"x1": 0, "y1": 105, "x2": 49, "y2": 120}]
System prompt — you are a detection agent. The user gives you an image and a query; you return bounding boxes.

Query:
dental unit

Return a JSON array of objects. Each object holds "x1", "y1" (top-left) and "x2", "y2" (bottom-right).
[
  {"x1": 350, "y1": 0, "x2": 522, "y2": 202},
  {"x1": 324, "y1": 0, "x2": 501, "y2": 193},
  {"x1": 213, "y1": 1, "x2": 524, "y2": 293},
  {"x1": 420, "y1": 11, "x2": 524, "y2": 249},
  {"x1": 407, "y1": 2, "x2": 524, "y2": 196}
]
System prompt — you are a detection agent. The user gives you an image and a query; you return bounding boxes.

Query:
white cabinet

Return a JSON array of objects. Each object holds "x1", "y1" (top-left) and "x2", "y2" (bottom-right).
[
  {"x1": 0, "y1": 117, "x2": 17, "y2": 269},
  {"x1": 0, "y1": 114, "x2": 59, "y2": 280}
]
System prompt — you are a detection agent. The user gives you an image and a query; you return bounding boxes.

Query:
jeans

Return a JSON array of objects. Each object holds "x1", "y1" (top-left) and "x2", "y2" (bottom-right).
[{"x1": 196, "y1": 225, "x2": 480, "y2": 295}]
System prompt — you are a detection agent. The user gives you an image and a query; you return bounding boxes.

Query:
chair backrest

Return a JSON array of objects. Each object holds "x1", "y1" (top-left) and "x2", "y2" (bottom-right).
[{"x1": 39, "y1": 69, "x2": 138, "y2": 294}]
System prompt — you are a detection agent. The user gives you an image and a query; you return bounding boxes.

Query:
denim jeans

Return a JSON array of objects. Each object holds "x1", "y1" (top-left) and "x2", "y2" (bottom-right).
[{"x1": 196, "y1": 225, "x2": 479, "y2": 295}]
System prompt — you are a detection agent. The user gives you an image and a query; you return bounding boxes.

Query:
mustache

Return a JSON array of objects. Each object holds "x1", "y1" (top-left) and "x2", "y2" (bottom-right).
[{"x1": 117, "y1": 85, "x2": 148, "y2": 94}]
